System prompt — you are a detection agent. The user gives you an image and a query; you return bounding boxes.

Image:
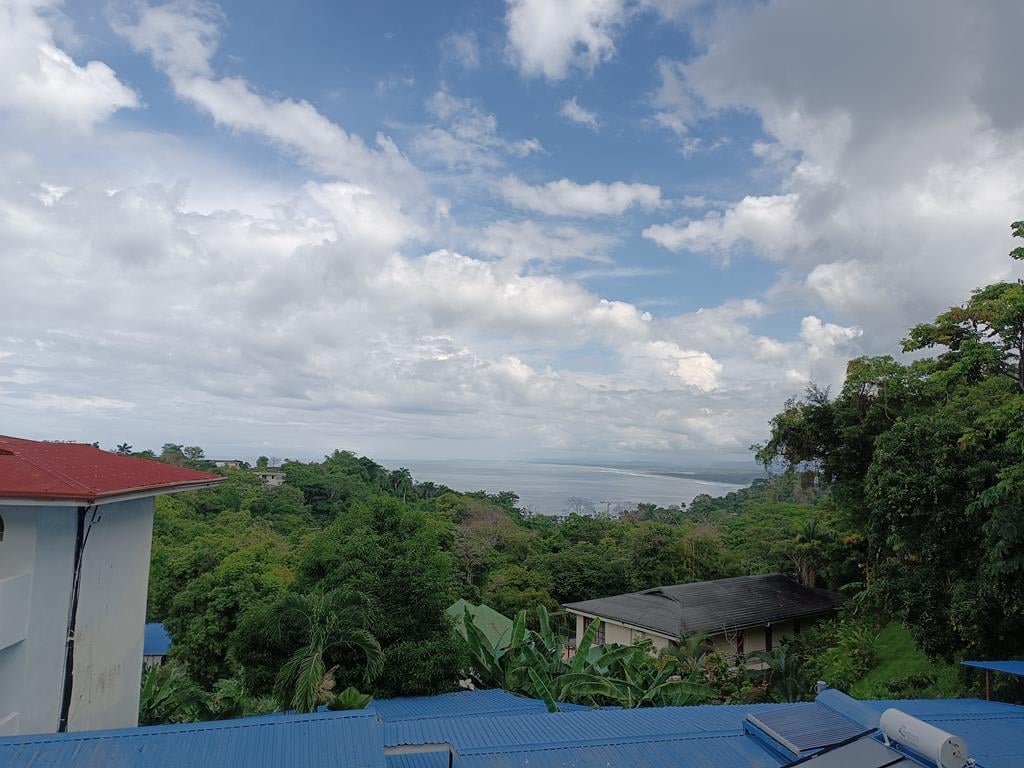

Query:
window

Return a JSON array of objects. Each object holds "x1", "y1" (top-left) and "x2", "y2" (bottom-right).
[
  {"x1": 765, "y1": 625, "x2": 773, "y2": 652},
  {"x1": 735, "y1": 629, "x2": 744, "y2": 656},
  {"x1": 794, "y1": 618, "x2": 802, "y2": 635},
  {"x1": 0, "y1": 513, "x2": 4, "y2": 541},
  {"x1": 595, "y1": 621, "x2": 606, "y2": 645}
]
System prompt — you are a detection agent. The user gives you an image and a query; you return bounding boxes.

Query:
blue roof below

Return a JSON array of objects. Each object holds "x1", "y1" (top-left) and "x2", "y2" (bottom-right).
[
  {"x1": 4, "y1": 686, "x2": 1024, "y2": 768},
  {"x1": 384, "y1": 702, "x2": 785, "y2": 750},
  {"x1": 456, "y1": 731, "x2": 782, "y2": 768},
  {"x1": 143, "y1": 623, "x2": 171, "y2": 656},
  {"x1": 0, "y1": 710, "x2": 383, "y2": 768},
  {"x1": 370, "y1": 689, "x2": 588, "y2": 722},
  {"x1": 962, "y1": 660, "x2": 1024, "y2": 677}
]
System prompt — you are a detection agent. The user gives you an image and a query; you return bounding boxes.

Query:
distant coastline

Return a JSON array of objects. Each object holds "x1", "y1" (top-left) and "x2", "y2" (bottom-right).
[{"x1": 385, "y1": 458, "x2": 752, "y2": 516}]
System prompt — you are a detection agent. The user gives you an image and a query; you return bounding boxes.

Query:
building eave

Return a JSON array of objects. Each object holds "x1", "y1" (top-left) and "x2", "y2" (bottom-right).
[{"x1": 0, "y1": 478, "x2": 225, "y2": 507}]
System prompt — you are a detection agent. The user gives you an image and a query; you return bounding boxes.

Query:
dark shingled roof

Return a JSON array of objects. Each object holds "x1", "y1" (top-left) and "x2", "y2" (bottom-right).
[{"x1": 563, "y1": 574, "x2": 845, "y2": 638}]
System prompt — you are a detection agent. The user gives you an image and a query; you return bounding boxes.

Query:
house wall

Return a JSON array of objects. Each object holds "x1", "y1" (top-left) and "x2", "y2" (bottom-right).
[
  {"x1": 0, "y1": 498, "x2": 155, "y2": 735},
  {"x1": 570, "y1": 610, "x2": 819, "y2": 663}
]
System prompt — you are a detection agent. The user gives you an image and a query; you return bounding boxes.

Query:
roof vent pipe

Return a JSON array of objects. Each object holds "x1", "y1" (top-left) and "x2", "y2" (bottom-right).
[{"x1": 879, "y1": 708, "x2": 968, "y2": 768}]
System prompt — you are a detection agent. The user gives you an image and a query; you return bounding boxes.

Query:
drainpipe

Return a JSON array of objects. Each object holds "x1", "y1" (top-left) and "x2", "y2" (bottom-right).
[{"x1": 57, "y1": 505, "x2": 99, "y2": 733}]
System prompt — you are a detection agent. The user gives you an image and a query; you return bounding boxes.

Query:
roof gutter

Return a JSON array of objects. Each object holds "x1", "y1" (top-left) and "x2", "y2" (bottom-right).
[{"x1": 0, "y1": 479, "x2": 225, "y2": 507}]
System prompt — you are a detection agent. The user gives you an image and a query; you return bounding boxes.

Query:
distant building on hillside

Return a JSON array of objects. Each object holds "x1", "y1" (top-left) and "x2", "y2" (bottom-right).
[
  {"x1": 143, "y1": 623, "x2": 172, "y2": 668},
  {"x1": 0, "y1": 435, "x2": 222, "y2": 736},
  {"x1": 209, "y1": 459, "x2": 244, "y2": 469},
  {"x1": 563, "y1": 573, "x2": 845, "y2": 660},
  {"x1": 252, "y1": 467, "x2": 286, "y2": 487}
]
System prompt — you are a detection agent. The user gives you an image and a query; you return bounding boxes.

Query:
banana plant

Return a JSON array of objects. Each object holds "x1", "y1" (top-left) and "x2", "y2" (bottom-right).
[{"x1": 460, "y1": 605, "x2": 713, "y2": 710}]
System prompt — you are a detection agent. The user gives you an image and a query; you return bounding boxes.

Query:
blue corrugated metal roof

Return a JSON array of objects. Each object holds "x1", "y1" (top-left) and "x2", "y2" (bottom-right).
[
  {"x1": 370, "y1": 689, "x2": 588, "y2": 722},
  {"x1": 0, "y1": 710, "x2": 384, "y2": 768},
  {"x1": 384, "y1": 702, "x2": 786, "y2": 749},
  {"x1": 385, "y1": 754, "x2": 449, "y2": 768},
  {"x1": 4, "y1": 686, "x2": 1024, "y2": 768},
  {"x1": 456, "y1": 731, "x2": 782, "y2": 768},
  {"x1": 143, "y1": 623, "x2": 171, "y2": 656},
  {"x1": 962, "y1": 660, "x2": 1024, "y2": 677}
]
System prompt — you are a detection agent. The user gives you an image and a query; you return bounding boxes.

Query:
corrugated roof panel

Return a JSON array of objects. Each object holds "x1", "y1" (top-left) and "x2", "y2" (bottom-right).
[
  {"x1": 457, "y1": 731, "x2": 782, "y2": 768},
  {"x1": 917, "y1": 714, "x2": 1024, "y2": 768},
  {"x1": 0, "y1": 435, "x2": 223, "y2": 503},
  {"x1": 371, "y1": 690, "x2": 588, "y2": 722},
  {"x1": 746, "y1": 702, "x2": 866, "y2": 754},
  {"x1": 385, "y1": 754, "x2": 450, "y2": 768},
  {"x1": 384, "y1": 702, "x2": 786, "y2": 749},
  {"x1": 0, "y1": 710, "x2": 384, "y2": 768}
]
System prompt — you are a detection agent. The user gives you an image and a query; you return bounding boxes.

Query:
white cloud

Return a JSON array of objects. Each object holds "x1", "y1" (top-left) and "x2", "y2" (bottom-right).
[
  {"x1": 0, "y1": 0, "x2": 907, "y2": 464},
  {"x1": 442, "y1": 31, "x2": 479, "y2": 70},
  {"x1": 0, "y1": 0, "x2": 138, "y2": 129},
  {"x1": 501, "y1": 176, "x2": 662, "y2": 217},
  {"x1": 643, "y1": 193, "x2": 805, "y2": 257},
  {"x1": 504, "y1": 0, "x2": 701, "y2": 80},
  {"x1": 642, "y1": 0, "x2": 1024, "y2": 343},
  {"x1": 560, "y1": 96, "x2": 600, "y2": 130},
  {"x1": 471, "y1": 220, "x2": 617, "y2": 266},
  {"x1": 413, "y1": 89, "x2": 542, "y2": 170},
  {"x1": 504, "y1": 0, "x2": 627, "y2": 80}
]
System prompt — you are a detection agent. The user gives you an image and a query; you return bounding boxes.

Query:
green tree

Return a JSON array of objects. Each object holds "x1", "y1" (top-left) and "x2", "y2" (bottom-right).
[{"x1": 250, "y1": 588, "x2": 383, "y2": 713}]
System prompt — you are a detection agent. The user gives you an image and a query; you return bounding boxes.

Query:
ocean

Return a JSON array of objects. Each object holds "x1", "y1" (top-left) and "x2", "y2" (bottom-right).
[{"x1": 385, "y1": 459, "x2": 747, "y2": 516}]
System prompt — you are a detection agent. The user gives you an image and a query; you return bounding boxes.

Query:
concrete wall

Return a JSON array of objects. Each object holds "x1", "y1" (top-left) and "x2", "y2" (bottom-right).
[
  {"x1": 0, "y1": 497, "x2": 155, "y2": 735},
  {"x1": 67, "y1": 497, "x2": 155, "y2": 732}
]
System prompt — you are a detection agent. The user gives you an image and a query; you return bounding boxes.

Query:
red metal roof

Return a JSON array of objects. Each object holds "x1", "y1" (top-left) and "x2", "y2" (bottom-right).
[{"x1": 0, "y1": 435, "x2": 224, "y2": 503}]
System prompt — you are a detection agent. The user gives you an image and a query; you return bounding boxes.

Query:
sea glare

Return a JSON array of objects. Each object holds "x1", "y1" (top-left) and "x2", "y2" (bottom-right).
[{"x1": 387, "y1": 459, "x2": 744, "y2": 516}]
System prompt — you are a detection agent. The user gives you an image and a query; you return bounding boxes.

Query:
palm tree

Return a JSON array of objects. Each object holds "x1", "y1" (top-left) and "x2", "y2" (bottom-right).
[
  {"x1": 750, "y1": 645, "x2": 808, "y2": 702},
  {"x1": 116, "y1": 442, "x2": 133, "y2": 455},
  {"x1": 256, "y1": 588, "x2": 383, "y2": 713}
]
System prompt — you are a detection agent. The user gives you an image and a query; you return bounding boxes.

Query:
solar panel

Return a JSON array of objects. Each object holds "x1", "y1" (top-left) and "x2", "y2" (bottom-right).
[
  {"x1": 746, "y1": 702, "x2": 867, "y2": 754},
  {"x1": 782, "y1": 735, "x2": 909, "y2": 768}
]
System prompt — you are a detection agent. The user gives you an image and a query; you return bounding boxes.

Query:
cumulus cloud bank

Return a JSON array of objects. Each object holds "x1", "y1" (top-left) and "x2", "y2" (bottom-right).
[{"x1": 8, "y1": 0, "x2": 1009, "y2": 464}]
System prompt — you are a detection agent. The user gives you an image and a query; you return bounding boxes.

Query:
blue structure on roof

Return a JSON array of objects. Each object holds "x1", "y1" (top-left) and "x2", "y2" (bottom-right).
[
  {"x1": 962, "y1": 660, "x2": 1024, "y2": 676},
  {"x1": 143, "y1": 623, "x2": 172, "y2": 657},
  {"x1": 3, "y1": 686, "x2": 1024, "y2": 768}
]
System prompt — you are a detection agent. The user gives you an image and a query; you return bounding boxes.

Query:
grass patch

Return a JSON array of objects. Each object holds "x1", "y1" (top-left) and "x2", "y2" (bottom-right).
[{"x1": 850, "y1": 623, "x2": 962, "y2": 699}]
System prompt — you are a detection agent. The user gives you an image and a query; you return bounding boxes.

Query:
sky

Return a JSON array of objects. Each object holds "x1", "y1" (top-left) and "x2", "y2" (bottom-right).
[{"x1": 1, "y1": 0, "x2": 1022, "y2": 465}]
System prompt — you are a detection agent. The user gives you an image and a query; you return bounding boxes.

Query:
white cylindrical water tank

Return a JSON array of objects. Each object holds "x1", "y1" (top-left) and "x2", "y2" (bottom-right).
[{"x1": 880, "y1": 708, "x2": 968, "y2": 768}]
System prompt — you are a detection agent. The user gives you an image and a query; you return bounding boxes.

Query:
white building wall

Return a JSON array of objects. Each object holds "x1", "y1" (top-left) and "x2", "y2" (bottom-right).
[
  {"x1": 0, "y1": 497, "x2": 155, "y2": 735},
  {"x1": 67, "y1": 497, "x2": 154, "y2": 732}
]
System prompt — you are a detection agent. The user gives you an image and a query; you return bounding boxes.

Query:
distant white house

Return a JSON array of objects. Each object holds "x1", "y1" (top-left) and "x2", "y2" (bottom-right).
[
  {"x1": 253, "y1": 467, "x2": 286, "y2": 487},
  {"x1": 0, "y1": 436, "x2": 222, "y2": 736},
  {"x1": 563, "y1": 574, "x2": 845, "y2": 661},
  {"x1": 209, "y1": 459, "x2": 244, "y2": 469}
]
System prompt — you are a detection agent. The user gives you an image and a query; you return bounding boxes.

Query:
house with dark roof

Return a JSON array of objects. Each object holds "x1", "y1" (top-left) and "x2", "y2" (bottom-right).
[
  {"x1": 0, "y1": 435, "x2": 222, "y2": 737},
  {"x1": 563, "y1": 573, "x2": 845, "y2": 659}
]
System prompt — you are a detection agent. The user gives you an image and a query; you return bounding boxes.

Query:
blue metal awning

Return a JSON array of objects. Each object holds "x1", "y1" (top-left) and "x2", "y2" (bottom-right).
[{"x1": 962, "y1": 660, "x2": 1024, "y2": 677}]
